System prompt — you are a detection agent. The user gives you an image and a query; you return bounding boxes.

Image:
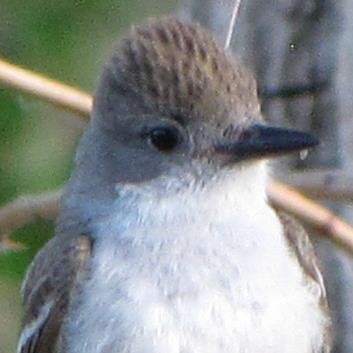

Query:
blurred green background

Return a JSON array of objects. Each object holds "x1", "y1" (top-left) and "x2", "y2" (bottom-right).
[{"x1": 0, "y1": 1, "x2": 176, "y2": 351}]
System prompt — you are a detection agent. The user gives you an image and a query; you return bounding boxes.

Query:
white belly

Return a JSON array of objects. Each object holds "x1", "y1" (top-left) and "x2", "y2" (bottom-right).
[{"x1": 64, "y1": 176, "x2": 326, "y2": 353}]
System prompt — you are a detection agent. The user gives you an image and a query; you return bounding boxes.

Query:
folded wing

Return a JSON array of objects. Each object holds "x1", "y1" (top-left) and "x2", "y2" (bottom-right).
[{"x1": 18, "y1": 233, "x2": 91, "y2": 353}]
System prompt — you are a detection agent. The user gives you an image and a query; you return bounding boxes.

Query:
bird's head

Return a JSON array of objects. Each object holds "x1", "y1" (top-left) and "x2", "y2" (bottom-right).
[{"x1": 76, "y1": 17, "x2": 317, "y2": 194}]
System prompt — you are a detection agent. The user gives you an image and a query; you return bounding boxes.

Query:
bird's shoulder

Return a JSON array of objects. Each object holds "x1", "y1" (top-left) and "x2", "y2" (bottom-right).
[
  {"x1": 277, "y1": 211, "x2": 327, "y2": 304},
  {"x1": 18, "y1": 232, "x2": 92, "y2": 353},
  {"x1": 277, "y1": 211, "x2": 332, "y2": 352}
]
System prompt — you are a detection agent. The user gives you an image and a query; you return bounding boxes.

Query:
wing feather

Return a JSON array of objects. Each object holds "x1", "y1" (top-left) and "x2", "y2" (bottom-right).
[
  {"x1": 277, "y1": 211, "x2": 331, "y2": 352},
  {"x1": 18, "y1": 234, "x2": 91, "y2": 353}
]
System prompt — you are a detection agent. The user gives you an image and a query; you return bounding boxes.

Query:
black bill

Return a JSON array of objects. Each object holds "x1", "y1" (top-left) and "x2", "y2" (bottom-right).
[{"x1": 216, "y1": 124, "x2": 319, "y2": 162}]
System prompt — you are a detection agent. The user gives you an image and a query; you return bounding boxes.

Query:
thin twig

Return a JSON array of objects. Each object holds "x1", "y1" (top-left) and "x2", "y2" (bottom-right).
[
  {"x1": 0, "y1": 58, "x2": 92, "y2": 119},
  {"x1": 0, "y1": 235, "x2": 25, "y2": 253},
  {"x1": 0, "y1": 239, "x2": 26, "y2": 253},
  {"x1": 0, "y1": 190, "x2": 61, "y2": 249},
  {"x1": 1, "y1": 58, "x2": 353, "y2": 253},
  {"x1": 268, "y1": 181, "x2": 353, "y2": 252},
  {"x1": 224, "y1": 0, "x2": 242, "y2": 49},
  {"x1": 280, "y1": 169, "x2": 353, "y2": 203}
]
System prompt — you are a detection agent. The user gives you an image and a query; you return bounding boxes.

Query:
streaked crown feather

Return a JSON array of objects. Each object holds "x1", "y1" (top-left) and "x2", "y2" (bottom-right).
[{"x1": 108, "y1": 17, "x2": 260, "y2": 122}]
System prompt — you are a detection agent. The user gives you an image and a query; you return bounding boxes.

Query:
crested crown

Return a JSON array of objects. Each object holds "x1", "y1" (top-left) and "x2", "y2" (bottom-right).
[{"x1": 108, "y1": 17, "x2": 260, "y2": 122}]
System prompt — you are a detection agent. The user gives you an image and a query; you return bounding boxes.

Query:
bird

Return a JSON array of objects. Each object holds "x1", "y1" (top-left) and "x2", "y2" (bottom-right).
[{"x1": 17, "y1": 17, "x2": 331, "y2": 353}]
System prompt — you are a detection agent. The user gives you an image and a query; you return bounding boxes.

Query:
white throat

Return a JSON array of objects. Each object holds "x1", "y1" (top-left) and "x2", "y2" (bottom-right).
[{"x1": 64, "y1": 163, "x2": 325, "y2": 353}]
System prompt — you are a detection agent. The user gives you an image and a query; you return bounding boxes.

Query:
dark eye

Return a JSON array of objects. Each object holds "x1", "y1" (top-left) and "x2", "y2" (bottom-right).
[{"x1": 148, "y1": 127, "x2": 180, "y2": 152}]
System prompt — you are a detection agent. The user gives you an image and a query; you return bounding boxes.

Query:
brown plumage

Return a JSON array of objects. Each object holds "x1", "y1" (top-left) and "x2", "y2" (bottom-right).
[
  {"x1": 278, "y1": 212, "x2": 332, "y2": 352},
  {"x1": 20, "y1": 234, "x2": 91, "y2": 353},
  {"x1": 108, "y1": 17, "x2": 260, "y2": 122}
]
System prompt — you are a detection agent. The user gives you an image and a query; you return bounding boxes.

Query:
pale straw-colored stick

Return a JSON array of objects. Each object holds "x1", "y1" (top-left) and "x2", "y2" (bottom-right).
[
  {"x1": 0, "y1": 58, "x2": 92, "y2": 119},
  {"x1": 0, "y1": 190, "x2": 61, "y2": 252},
  {"x1": 1, "y1": 58, "x2": 353, "y2": 253},
  {"x1": 224, "y1": 0, "x2": 242, "y2": 49},
  {"x1": 0, "y1": 190, "x2": 61, "y2": 235},
  {"x1": 268, "y1": 181, "x2": 353, "y2": 252},
  {"x1": 280, "y1": 169, "x2": 353, "y2": 203}
]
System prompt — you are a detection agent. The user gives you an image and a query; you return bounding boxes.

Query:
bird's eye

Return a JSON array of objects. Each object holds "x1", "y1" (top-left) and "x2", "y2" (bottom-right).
[{"x1": 148, "y1": 127, "x2": 180, "y2": 152}]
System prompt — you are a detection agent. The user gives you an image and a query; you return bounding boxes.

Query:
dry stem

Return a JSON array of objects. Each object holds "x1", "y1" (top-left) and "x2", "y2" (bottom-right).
[
  {"x1": 268, "y1": 181, "x2": 353, "y2": 252},
  {"x1": 0, "y1": 190, "x2": 61, "y2": 251},
  {"x1": 224, "y1": 0, "x2": 242, "y2": 49},
  {"x1": 280, "y1": 169, "x2": 353, "y2": 203},
  {"x1": 0, "y1": 58, "x2": 92, "y2": 119}
]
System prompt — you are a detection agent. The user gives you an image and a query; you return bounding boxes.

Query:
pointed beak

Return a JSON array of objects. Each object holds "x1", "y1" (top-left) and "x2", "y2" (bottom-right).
[{"x1": 215, "y1": 124, "x2": 319, "y2": 162}]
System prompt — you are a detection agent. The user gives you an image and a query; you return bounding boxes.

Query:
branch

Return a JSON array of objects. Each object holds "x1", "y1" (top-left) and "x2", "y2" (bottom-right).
[
  {"x1": 1, "y1": 58, "x2": 353, "y2": 253},
  {"x1": 280, "y1": 169, "x2": 353, "y2": 203},
  {"x1": 224, "y1": 0, "x2": 242, "y2": 49},
  {"x1": 268, "y1": 181, "x2": 353, "y2": 253},
  {"x1": 0, "y1": 236, "x2": 25, "y2": 253},
  {"x1": 0, "y1": 190, "x2": 61, "y2": 252},
  {"x1": 0, "y1": 58, "x2": 92, "y2": 119}
]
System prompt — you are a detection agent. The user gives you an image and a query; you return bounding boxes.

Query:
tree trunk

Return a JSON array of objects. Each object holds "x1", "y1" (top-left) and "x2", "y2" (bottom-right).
[{"x1": 179, "y1": 0, "x2": 352, "y2": 351}]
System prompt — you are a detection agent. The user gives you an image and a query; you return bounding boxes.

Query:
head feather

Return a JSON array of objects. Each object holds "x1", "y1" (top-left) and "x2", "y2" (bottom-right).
[{"x1": 107, "y1": 17, "x2": 260, "y2": 123}]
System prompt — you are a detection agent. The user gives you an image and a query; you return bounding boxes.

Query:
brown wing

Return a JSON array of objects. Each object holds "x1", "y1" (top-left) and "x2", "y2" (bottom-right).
[
  {"x1": 18, "y1": 233, "x2": 91, "y2": 353},
  {"x1": 277, "y1": 211, "x2": 332, "y2": 352}
]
